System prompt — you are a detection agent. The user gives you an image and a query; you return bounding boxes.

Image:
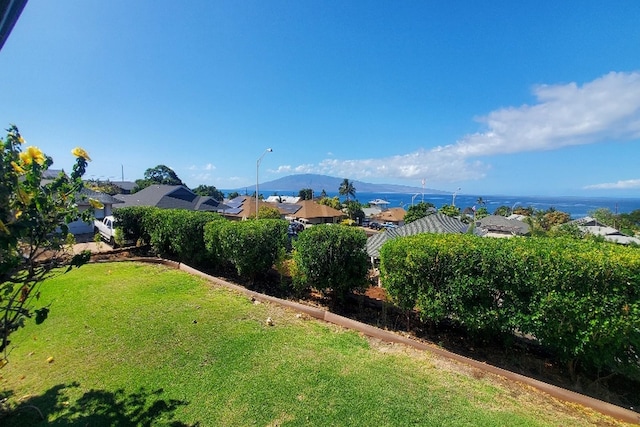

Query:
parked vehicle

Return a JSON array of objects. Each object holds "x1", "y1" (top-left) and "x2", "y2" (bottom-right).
[{"x1": 94, "y1": 216, "x2": 118, "y2": 246}]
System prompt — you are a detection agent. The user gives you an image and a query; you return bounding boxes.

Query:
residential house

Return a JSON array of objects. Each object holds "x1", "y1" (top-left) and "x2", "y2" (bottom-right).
[
  {"x1": 110, "y1": 180, "x2": 137, "y2": 194},
  {"x1": 288, "y1": 199, "x2": 345, "y2": 225},
  {"x1": 222, "y1": 196, "x2": 289, "y2": 220},
  {"x1": 115, "y1": 185, "x2": 229, "y2": 213},
  {"x1": 67, "y1": 188, "x2": 125, "y2": 235},
  {"x1": 371, "y1": 207, "x2": 407, "y2": 226},
  {"x1": 472, "y1": 215, "x2": 530, "y2": 238},
  {"x1": 265, "y1": 195, "x2": 300, "y2": 204},
  {"x1": 570, "y1": 216, "x2": 640, "y2": 245}
]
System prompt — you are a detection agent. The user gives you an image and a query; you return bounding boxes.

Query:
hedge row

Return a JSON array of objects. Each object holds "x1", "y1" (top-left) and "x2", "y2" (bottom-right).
[
  {"x1": 292, "y1": 224, "x2": 369, "y2": 301},
  {"x1": 379, "y1": 234, "x2": 640, "y2": 380},
  {"x1": 114, "y1": 208, "x2": 370, "y2": 302},
  {"x1": 203, "y1": 219, "x2": 288, "y2": 280},
  {"x1": 115, "y1": 207, "x2": 223, "y2": 264}
]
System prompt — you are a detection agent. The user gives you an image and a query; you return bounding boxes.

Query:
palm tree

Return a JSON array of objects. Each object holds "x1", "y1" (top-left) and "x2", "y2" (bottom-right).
[
  {"x1": 476, "y1": 197, "x2": 485, "y2": 207},
  {"x1": 338, "y1": 178, "x2": 356, "y2": 201}
]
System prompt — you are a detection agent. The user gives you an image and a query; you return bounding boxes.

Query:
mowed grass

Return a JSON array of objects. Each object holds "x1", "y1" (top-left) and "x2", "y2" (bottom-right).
[{"x1": 0, "y1": 262, "x2": 629, "y2": 426}]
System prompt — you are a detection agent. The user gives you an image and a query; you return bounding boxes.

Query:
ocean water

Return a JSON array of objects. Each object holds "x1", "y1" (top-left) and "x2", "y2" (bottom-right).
[{"x1": 297, "y1": 191, "x2": 640, "y2": 219}]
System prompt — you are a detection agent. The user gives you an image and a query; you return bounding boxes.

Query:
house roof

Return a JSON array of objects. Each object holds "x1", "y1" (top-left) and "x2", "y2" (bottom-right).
[
  {"x1": 366, "y1": 213, "x2": 465, "y2": 259},
  {"x1": 475, "y1": 215, "x2": 530, "y2": 236},
  {"x1": 222, "y1": 196, "x2": 291, "y2": 219},
  {"x1": 291, "y1": 200, "x2": 344, "y2": 220},
  {"x1": 111, "y1": 180, "x2": 137, "y2": 192},
  {"x1": 569, "y1": 216, "x2": 640, "y2": 245},
  {"x1": 76, "y1": 187, "x2": 125, "y2": 206},
  {"x1": 116, "y1": 185, "x2": 230, "y2": 212},
  {"x1": 265, "y1": 195, "x2": 300, "y2": 204},
  {"x1": 372, "y1": 207, "x2": 406, "y2": 223}
]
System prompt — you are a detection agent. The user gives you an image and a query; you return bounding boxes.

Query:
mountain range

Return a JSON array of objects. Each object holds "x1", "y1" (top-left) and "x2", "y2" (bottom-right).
[{"x1": 244, "y1": 174, "x2": 447, "y2": 194}]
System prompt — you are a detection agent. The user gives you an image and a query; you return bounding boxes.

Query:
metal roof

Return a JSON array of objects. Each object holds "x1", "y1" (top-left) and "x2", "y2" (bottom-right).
[{"x1": 366, "y1": 213, "x2": 465, "y2": 259}]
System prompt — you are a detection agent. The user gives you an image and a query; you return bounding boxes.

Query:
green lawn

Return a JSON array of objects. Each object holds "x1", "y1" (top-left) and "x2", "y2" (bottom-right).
[{"x1": 0, "y1": 262, "x2": 627, "y2": 426}]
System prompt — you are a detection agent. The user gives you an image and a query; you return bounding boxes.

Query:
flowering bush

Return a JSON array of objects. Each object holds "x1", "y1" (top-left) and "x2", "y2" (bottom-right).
[{"x1": 0, "y1": 125, "x2": 95, "y2": 366}]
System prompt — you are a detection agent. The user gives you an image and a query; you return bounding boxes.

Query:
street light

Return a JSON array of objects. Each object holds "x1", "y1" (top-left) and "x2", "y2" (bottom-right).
[
  {"x1": 411, "y1": 193, "x2": 421, "y2": 206},
  {"x1": 452, "y1": 187, "x2": 461, "y2": 207},
  {"x1": 256, "y1": 148, "x2": 273, "y2": 218}
]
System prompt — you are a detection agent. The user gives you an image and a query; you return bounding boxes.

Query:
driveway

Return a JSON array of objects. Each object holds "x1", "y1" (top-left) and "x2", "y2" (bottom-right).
[{"x1": 72, "y1": 233, "x2": 114, "y2": 254}]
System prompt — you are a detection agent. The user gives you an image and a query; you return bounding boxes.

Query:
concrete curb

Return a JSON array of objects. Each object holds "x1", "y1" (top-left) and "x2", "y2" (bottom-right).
[{"x1": 102, "y1": 257, "x2": 640, "y2": 424}]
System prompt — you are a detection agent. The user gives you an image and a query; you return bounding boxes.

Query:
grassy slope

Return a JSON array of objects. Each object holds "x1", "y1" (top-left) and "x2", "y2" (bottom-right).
[{"x1": 0, "y1": 262, "x2": 628, "y2": 426}]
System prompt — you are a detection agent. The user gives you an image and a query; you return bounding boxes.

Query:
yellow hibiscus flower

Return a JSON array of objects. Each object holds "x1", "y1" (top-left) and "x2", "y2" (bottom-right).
[
  {"x1": 19, "y1": 146, "x2": 46, "y2": 166},
  {"x1": 71, "y1": 147, "x2": 91, "y2": 161},
  {"x1": 11, "y1": 161, "x2": 25, "y2": 174}
]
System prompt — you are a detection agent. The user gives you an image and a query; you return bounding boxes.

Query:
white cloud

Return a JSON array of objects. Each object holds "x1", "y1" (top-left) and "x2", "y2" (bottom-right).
[
  {"x1": 271, "y1": 164, "x2": 316, "y2": 174},
  {"x1": 583, "y1": 179, "x2": 640, "y2": 190},
  {"x1": 277, "y1": 71, "x2": 640, "y2": 183},
  {"x1": 204, "y1": 163, "x2": 215, "y2": 171}
]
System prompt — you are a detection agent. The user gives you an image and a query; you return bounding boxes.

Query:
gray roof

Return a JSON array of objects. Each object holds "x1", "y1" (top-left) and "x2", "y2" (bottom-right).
[
  {"x1": 366, "y1": 213, "x2": 465, "y2": 259},
  {"x1": 474, "y1": 215, "x2": 530, "y2": 236},
  {"x1": 115, "y1": 185, "x2": 230, "y2": 212},
  {"x1": 111, "y1": 180, "x2": 137, "y2": 192},
  {"x1": 77, "y1": 188, "x2": 125, "y2": 206}
]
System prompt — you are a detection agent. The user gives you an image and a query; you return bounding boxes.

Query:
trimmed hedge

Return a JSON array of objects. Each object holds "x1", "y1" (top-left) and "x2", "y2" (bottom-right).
[
  {"x1": 204, "y1": 219, "x2": 288, "y2": 280},
  {"x1": 115, "y1": 207, "x2": 222, "y2": 264},
  {"x1": 292, "y1": 224, "x2": 369, "y2": 303},
  {"x1": 379, "y1": 234, "x2": 640, "y2": 380},
  {"x1": 114, "y1": 206, "x2": 157, "y2": 245}
]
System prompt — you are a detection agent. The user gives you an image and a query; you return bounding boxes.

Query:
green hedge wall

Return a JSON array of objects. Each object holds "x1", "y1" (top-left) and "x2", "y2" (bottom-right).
[
  {"x1": 379, "y1": 234, "x2": 640, "y2": 380},
  {"x1": 292, "y1": 224, "x2": 369, "y2": 303},
  {"x1": 204, "y1": 219, "x2": 288, "y2": 280}
]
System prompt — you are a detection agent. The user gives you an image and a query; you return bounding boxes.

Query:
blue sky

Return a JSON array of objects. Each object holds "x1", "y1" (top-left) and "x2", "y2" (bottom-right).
[{"x1": 2, "y1": 1, "x2": 640, "y2": 197}]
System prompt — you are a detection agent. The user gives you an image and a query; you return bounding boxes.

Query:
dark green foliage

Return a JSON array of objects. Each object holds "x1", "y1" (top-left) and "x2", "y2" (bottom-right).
[
  {"x1": 344, "y1": 200, "x2": 364, "y2": 222},
  {"x1": 298, "y1": 188, "x2": 313, "y2": 200},
  {"x1": 438, "y1": 204, "x2": 460, "y2": 217},
  {"x1": 493, "y1": 205, "x2": 512, "y2": 216},
  {"x1": 380, "y1": 234, "x2": 640, "y2": 381},
  {"x1": 133, "y1": 165, "x2": 183, "y2": 192},
  {"x1": 292, "y1": 225, "x2": 369, "y2": 303},
  {"x1": 404, "y1": 201, "x2": 435, "y2": 224},
  {"x1": 113, "y1": 206, "x2": 157, "y2": 244},
  {"x1": 142, "y1": 209, "x2": 223, "y2": 264},
  {"x1": 338, "y1": 178, "x2": 356, "y2": 201},
  {"x1": 192, "y1": 184, "x2": 224, "y2": 201},
  {"x1": 205, "y1": 219, "x2": 288, "y2": 280},
  {"x1": 203, "y1": 220, "x2": 229, "y2": 269}
]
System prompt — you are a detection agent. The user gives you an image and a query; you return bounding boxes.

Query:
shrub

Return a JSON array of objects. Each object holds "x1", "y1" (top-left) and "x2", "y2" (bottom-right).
[
  {"x1": 292, "y1": 225, "x2": 369, "y2": 303},
  {"x1": 379, "y1": 234, "x2": 640, "y2": 380},
  {"x1": 140, "y1": 209, "x2": 222, "y2": 264},
  {"x1": 113, "y1": 206, "x2": 157, "y2": 245},
  {"x1": 210, "y1": 219, "x2": 288, "y2": 280}
]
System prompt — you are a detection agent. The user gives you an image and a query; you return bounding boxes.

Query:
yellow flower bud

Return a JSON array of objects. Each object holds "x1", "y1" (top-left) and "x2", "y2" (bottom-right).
[{"x1": 71, "y1": 147, "x2": 91, "y2": 161}]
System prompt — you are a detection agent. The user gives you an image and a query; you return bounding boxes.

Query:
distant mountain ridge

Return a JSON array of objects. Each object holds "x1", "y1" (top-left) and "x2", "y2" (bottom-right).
[{"x1": 246, "y1": 173, "x2": 447, "y2": 194}]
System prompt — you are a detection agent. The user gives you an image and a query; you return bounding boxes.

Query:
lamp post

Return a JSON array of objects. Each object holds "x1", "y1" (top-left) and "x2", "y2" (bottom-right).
[
  {"x1": 411, "y1": 193, "x2": 420, "y2": 206},
  {"x1": 452, "y1": 187, "x2": 461, "y2": 207},
  {"x1": 256, "y1": 148, "x2": 273, "y2": 219}
]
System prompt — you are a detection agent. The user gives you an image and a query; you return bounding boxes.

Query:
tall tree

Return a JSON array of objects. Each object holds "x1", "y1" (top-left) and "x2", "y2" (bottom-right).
[
  {"x1": 338, "y1": 178, "x2": 356, "y2": 201},
  {"x1": 134, "y1": 165, "x2": 183, "y2": 192},
  {"x1": 298, "y1": 188, "x2": 313, "y2": 200},
  {"x1": 192, "y1": 185, "x2": 224, "y2": 201},
  {"x1": 404, "y1": 201, "x2": 435, "y2": 224}
]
